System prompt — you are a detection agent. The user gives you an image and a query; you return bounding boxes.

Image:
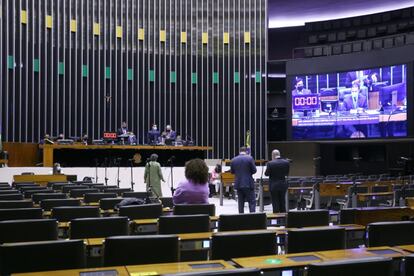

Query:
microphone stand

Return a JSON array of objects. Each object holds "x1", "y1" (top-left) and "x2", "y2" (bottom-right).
[
  {"x1": 104, "y1": 158, "x2": 109, "y2": 186},
  {"x1": 169, "y1": 156, "x2": 175, "y2": 195},
  {"x1": 94, "y1": 159, "x2": 99, "y2": 183},
  {"x1": 116, "y1": 158, "x2": 121, "y2": 188},
  {"x1": 129, "y1": 159, "x2": 135, "y2": 191}
]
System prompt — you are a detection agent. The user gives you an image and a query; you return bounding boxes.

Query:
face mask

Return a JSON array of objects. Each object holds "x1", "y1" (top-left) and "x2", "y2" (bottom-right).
[
  {"x1": 153, "y1": 127, "x2": 157, "y2": 130},
  {"x1": 297, "y1": 86, "x2": 304, "y2": 91},
  {"x1": 352, "y1": 91, "x2": 358, "y2": 98}
]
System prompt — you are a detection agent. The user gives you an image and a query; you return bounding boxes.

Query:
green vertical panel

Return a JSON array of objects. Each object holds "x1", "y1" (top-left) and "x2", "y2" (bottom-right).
[
  {"x1": 7, "y1": 55, "x2": 14, "y2": 69},
  {"x1": 170, "y1": 71, "x2": 176, "y2": 83},
  {"x1": 105, "y1": 67, "x2": 111, "y2": 79},
  {"x1": 213, "y1": 72, "x2": 219, "y2": 84},
  {"x1": 255, "y1": 71, "x2": 261, "y2": 83},
  {"x1": 234, "y1": 72, "x2": 240, "y2": 83},
  {"x1": 149, "y1": 70, "x2": 155, "y2": 82},
  {"x1": 58, "y1": 62, "x2": 64, "y2": 75},
  {"x1": 33, "y1": 59, "x2": 40, "y2": 72},
  {"x1": 127, "y1": 68, "x2": 133, "y2": 81},
  {"x1": 82, "y1": 65, "x2": 88, "y2": 78},
  {"x1": 191, "y1": 73, "x2": 197, "y2": 84}
]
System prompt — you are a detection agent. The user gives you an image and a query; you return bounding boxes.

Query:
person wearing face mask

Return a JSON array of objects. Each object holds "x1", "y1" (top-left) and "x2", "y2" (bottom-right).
[
  {"x1": 147, "y1": 124, "x2": 160, "y2": 145},
  {"x1": 162, "y1": 125, "x2": 177, "y2": 140},
  {"x1": 292, "y1": 78, "x2": 311, "y2": 96},
  {"x1": 340, "y1": 84, "x2": 367, "y2": 111}
]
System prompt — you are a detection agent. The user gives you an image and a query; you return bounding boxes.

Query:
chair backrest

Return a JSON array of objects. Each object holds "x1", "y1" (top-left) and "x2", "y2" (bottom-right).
[
  {"x1": 158, "y1": 214, "x2": 210, "y2": 234},
  {"x1": 105, "y1": 188, "x2": 132, "y2": 196},
  {"x1": 122, "y1": 191, "x2": 149, "y2": 199},
  {"x1": 0, "y1": 189, "x2": 21, "y2": 194},
  {"x1": 84, "y1": 192, "x2": 117, "y2": 203},
  {"x1": 47, "y1": 181, "x2": 70, "y2": 188},
  {"x1": 0, "y1": 208, "x2": 43, "y2": 221},
  {"x1": 218, "y1": 213, "x2": 267, "y2": 231},
  {"x1": 0, "y1": 183, "x2": 10, "y2": 187},
  {"x1": 0, "y1": 194, "x2": 24, "y2": 200},
  {"x1": 173, "y1": 204, "x2": 216, "y2": 216},
  {"x1": 51, "y1": 183, "x2": 71, "y2": 191},
  {"x1": 405, "y1": 254, "x2": 414, "y2": 276},
  {"x1": 371, "y1": 185, "x2": 389, "y2": 193},
  {"x1": 119, "y1": 203, "x2": 163, "y2": 220},
  {"x1": 211, "y1": 230, "x2": 277, "y2": 260},
  {"x1": 164, "y1": 268, "x2": 262, "y2": 276},
  {"x1": 0, "y1": 219, "x2": 58, "y2": 243},
  {"x1": 159, "y1": 197, "x2": 174, "y2": 208},
  {"x1": 366, "y1": 221, "x2": 414, "y2": 247},
  {"x1": 69, "y1": 216, "x2": 129, "y2": 239},
  {"x1": 103, "y1": 235, "x2": 179, "y2": 266},
  {"x1": 0, "y1": 200, "x2": 33, "y2": 209},
  {"x1": 286, "y1": 227, "x2": 346, "y2": 254},
  {"x1": 70, "y1": 188, "x2": 100, "y2": 198},
  {"x1": 62, "y1": 185, "x2": 88, "y2": 193},
  {"x1": 306, "y1": 257, "x2": 393, "y2": 276},
  {"x1": 14, "y1": 182, "x2": 36, "y2": 189},
  {"x1": 24, "y1": 189, "x2": 54, "y2": 199},
  {"x1": 40, "y1": 199, "x2": 81, "y2": 211},
  {"x1": 21, "y1": 172, "x2": 35, "y2": 175},
  {"x1": 0, "y1": 239, "x2": 85, "y2": 274},
  {"x1": 19, "y1": 186, "x2": 48, "y2": 193},
  {"x1": 51, "y1": 206, "x2": 100, "y2": 222},
  {"x1": 99, "y1": 198, "x2": 124, "y2": 210},
  {"x1": 286, "y1": 209, "x2": 330, "y2": 228},
  {"x1": 32, "y1": 193, "x2": 67, "y2": 204}
]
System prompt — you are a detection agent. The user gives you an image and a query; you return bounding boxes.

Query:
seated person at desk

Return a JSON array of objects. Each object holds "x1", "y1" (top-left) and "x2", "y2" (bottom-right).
[
  {"x1": 173, "y1": 158, "x2": 209, "y2": 204},
  {"x1": 337, "y1": 85, "x2": 368, "y2": 138},
  {"x1": 117, "y1": 121, "x2": 136, "y2": 145},
  {"x1": 291, "y1": 78, "x2": 311, "y2": 96},
  {"x1": 147, "y1": 124, "x2": 160, "y2": 145},
  {"x1": 160, "y1": 125, "x2": 177, "y2": 144}
]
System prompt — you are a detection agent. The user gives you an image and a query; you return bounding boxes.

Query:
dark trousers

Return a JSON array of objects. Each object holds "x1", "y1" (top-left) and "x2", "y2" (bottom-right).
[
  {"x1": 271, "y1": 189, "x2": 286, "y2": 213},
  {"x1": 237, "y1": 188, "x2": 256, "y2": 213}
]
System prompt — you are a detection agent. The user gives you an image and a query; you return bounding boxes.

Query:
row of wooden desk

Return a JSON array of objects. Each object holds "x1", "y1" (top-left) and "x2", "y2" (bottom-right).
[{"x1": 14, "y1": 245, "x2": 414, "y2": 275}]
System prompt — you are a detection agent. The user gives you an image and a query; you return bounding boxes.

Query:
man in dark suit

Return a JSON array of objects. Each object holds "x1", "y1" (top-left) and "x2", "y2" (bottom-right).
[
  {"x1": 291, "y1": 78, "x2": 311, "y2": 96},
  {"x1": 230, "y1": 147, "x2": 257, "y2": 213},
  {"x1": 117, "y1": 121, "x2": 136, "y2": 144},
  {"x1": 340, "y1": 85, "x2": 368, "y2": 111},
  {"x1": 265, "y1": 149, "x2": 290, "y2": 213}
]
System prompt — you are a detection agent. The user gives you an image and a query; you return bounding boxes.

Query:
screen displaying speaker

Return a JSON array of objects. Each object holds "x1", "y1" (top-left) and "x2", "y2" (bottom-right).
[{"x1": 291, "y1": 64, "x2": 407, "y2": 140}]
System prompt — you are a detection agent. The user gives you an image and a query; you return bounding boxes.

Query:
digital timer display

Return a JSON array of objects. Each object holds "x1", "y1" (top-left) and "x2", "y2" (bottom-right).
[{"x1": 292, "y1": 95, "x2": 319, "y2": 110}]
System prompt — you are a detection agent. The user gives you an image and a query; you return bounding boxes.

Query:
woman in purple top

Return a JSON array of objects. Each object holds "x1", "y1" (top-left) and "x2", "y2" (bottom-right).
[{"x1": 173, "y1": 158, "x2": 209, "y2": 204}]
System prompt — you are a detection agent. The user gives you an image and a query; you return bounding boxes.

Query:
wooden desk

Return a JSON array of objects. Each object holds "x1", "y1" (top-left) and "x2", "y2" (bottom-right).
[
  {"x1": 345, "y1": 207, "x2": 414, "y2": 226},
  {"x1": 288, "y1": 187, "x2": 313, "y2": 194},
  {"x1": 40, "y1": 144, "x2": 213, "y2": 167},
  {"x1": 13, "y1": 266, "x2": 129, "y2": 276},
  {"x1": 397, "y1": 244, "x2": 414, "y2": 253},
  {"x1": 319, "y1": 182, "x2": 354, "y2": 197},
  {"x1": 13, "y1": 174, "x2": 69, "y2": 186},
  {"x1": 357, "y1": 192, "x2": 394, "y2": 202},
  {"x1": 317, "y1": 246, "x2": 407, "y2": 260},
  {"x1": 126, "y1": 260, "x2": 234, "y2": 275},
  {"x1": 233, "y1": 252, "x2": 326, "y2": 270}
]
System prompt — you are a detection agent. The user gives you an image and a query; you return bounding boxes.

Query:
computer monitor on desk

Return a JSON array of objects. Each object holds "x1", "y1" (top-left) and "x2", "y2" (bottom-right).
[{"x1": 380, "y1": 82, "x2": 406, "y2": 107}]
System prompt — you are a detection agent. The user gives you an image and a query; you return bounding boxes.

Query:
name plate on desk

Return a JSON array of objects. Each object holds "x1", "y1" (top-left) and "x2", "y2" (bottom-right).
[{"x1": 293, "y1": 95, "x2": 319, "y2": 110}]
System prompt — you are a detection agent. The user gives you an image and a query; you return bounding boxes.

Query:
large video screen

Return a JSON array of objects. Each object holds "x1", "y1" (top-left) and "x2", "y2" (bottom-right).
[{"x1": 291, "y1": 64, "x2": 407, "y2": 140}]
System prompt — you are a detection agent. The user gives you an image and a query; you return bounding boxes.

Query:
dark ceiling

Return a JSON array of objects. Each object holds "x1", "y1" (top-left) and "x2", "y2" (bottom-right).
[{"x1": 268, "y1": 0, "x2": 414, "y2": 28}]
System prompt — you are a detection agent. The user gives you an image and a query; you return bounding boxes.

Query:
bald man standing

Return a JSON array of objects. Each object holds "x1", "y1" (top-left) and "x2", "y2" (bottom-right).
[{"x1": 265, "y1": 149, "x2": 290, "y2": 213}]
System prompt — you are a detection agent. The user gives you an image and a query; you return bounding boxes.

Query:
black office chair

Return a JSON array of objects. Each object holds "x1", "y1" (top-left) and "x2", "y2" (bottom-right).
[
  {"x1": 159, "y1": 197, "x2": 174, "y2": 208},
  {"x1": 14, "y1": 182, "x2": 37, "y2": 189},
  {"x1": 19, "y1": 186, "x2": 48, "y2": 193},
  {"x1": 103, "y1": 235, "x2": 179, "y2": 266},
  {"x1": 306, "y1": 256, "x2": 393, "y2": 276},
  {"x1": 32, "y1": 193, "x2": 67, "y2": 204},
  {"x1": 405, "y1": 254, "x2": 414, "y2": 276},
  {"x1": 24, "y1": 189, "x2": 55, "y2": 199},
  {"x1": 0, "y1": 200, "x2": 33, "y2": 209},
  {"x1": 51, "y1": 183, "x2": 71, "y2": 191},
  {"x1": 40, "y1": 199, "x2": 81, "y2": 211},
  {"x1": 62, "y1": 185, "x2": 88, "y2": 194},
  {"x1": 70, "y1": 216, "x2": 129, "y2": 239},
  {"x1": 0, "y1": 190, "x2": 22, "y2": 195},
  {"x1": 99, "y1": 198, "x2": 124, "y2": 210},
  {"x1": 119, "y1": 203, "x2": 163, "y2": 220},
  {"x1": 164, "y1": 268, "x2": 262, "y2": 276},
  {"x1": 158, "y1": 215, "x2": 210, "y2": 234},
  {"x1": 0, "y1": 219, "x2": 58, "y2": 243},
  {"x1": 104, "y1": 188, "x2": 132, "y2": 196},
  {"x1": 173, "y1": 204, "x2": 216, "y2": 216},
  {"x1": 70, "y1": 188, "x2": 100, "y2": 198},
  {"x1": 218, "y1": 213, "x2": 267, "y2": 231},
  {"x1": 366, "y1": 221, "x2": 414, "y2": 247},
  {"x1": 21, "y1": 172, "x2": 35, "y2": 175},
  {"x1": 0, "y1": 207, "x2": 43, "y2": 221},
  {"x1": 84, "y1": 192, "x2": 117, "y2": 203},
  {"x1": 0, "y1": 194, "x2": 24, "y2": 200},
  {"x1": 286, "y1": 226, "x2": 346, "y2": 254},
  {"x1": 51, "y1": 206, "x2": 100, "y2": 222},
  {"x1": 0, "y1": 239, "x2": 85, "y2": 274},
  {"x1": 47, "y1": 181, "x2": 70, "y2": 188},
  {"x1": 211, "y1": 230, "x2": 277, "y2": 260},
  {"x1": 122, "y1": 191, "x2": 149, "y2": 199},
  {"x1": 286, "y1": 209, "x2": 329, "y2": 228}
]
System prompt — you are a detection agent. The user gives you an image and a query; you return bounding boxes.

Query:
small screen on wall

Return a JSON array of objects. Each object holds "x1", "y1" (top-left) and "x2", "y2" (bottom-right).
[{"x1": 291, "y1": 64, "x2": 407, "y2": 140}]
